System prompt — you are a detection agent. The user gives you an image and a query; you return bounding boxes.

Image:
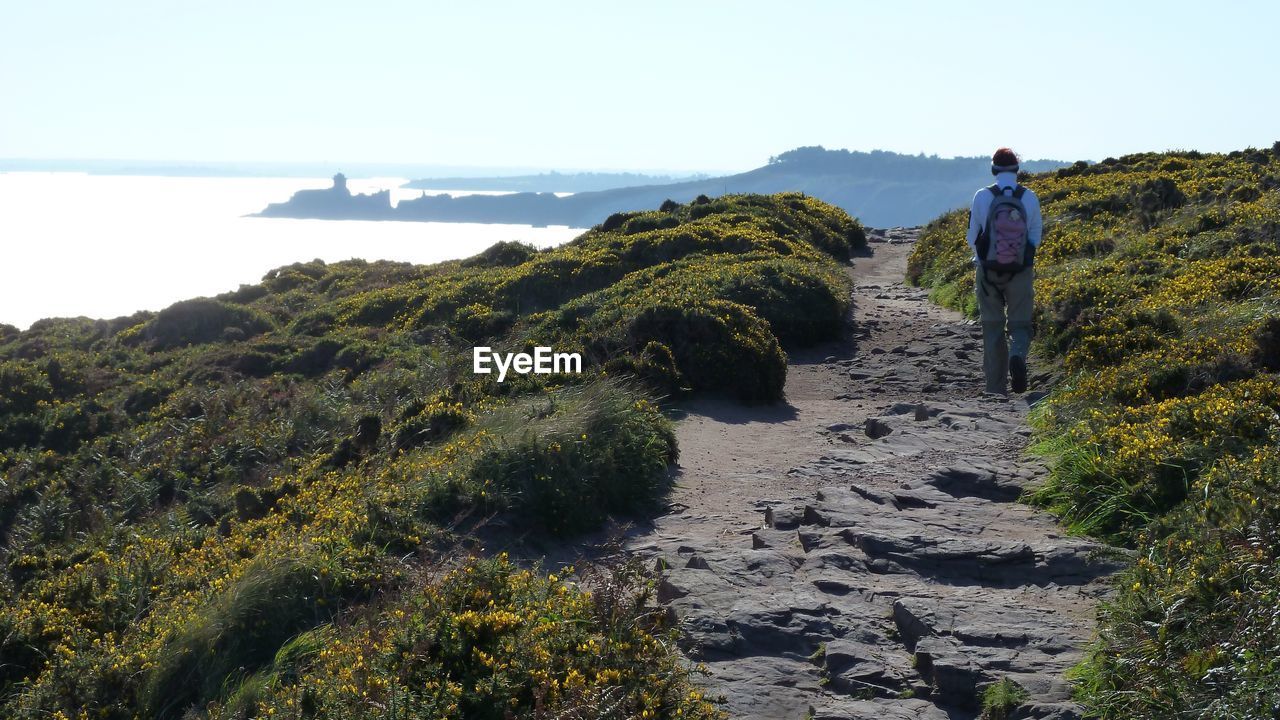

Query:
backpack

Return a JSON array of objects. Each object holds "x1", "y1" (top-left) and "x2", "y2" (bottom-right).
[{"x1": 976, "y1": 184, "x2": 1033, "y2": 275}]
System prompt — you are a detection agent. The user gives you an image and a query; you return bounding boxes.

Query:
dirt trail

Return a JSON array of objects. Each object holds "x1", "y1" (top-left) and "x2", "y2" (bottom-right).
[{"x1": 627, "y1": 230, "x2": 1122, "y2": 720}]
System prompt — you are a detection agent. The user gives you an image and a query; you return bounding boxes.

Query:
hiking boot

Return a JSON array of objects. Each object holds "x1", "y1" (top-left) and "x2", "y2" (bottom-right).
[{"x1": 1010, "y1": 356, "x2": 1028, "y2": 394}]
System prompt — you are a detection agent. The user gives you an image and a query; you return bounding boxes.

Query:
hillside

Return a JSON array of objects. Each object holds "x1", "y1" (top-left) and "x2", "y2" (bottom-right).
[
  {"x1": 0, "y1": 194, "x2": 865, "y2": 719},
  {"x1": 402, "y1": 170, "x2": 709, "y2": 193},
  {"x1": 907, "y1": 145, "x2": 1280, "y2": 718},
  {"x1": 257, "y1": 147, "x2": 1069, "y2": 228}
]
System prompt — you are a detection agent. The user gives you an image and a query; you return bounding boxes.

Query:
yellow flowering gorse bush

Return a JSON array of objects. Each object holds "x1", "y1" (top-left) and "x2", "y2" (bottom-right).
[
  {"x1": 908, "y1": 145, "x2": 1280, "y2": 718},
  {"x1": 0, "y1": 193, "x2": 860, "y2": 718}
]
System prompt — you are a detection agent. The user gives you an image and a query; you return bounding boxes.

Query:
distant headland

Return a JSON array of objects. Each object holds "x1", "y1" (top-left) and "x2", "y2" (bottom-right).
[
  {"x1": 401, "y1": 170, "x2": 708, "y2": 193},
  {"x1": 254, "y1": 147, "x2": 1073, "y2": 227},
  {"x1": 256, "y1": 172, "x2": 394, "y2": 220}
]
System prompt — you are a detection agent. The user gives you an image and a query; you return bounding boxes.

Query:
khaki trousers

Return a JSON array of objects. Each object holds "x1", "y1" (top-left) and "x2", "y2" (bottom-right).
[{"x1": 975, "y1": 266, "x2": 1034, "y2": 394}]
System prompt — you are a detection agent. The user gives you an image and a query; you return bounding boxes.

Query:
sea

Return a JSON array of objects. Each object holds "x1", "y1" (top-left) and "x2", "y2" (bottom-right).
[{"x1": 0, "y1": 173, "x2": 583, "y2": 331}]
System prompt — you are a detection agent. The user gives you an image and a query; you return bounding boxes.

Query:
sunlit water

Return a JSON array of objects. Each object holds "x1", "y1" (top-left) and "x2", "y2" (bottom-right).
[{"x1": 0, "y1": 173, "x2": 583, "y2": 330}]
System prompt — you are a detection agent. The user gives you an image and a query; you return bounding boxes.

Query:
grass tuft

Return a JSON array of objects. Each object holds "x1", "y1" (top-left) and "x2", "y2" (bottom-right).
[{"x1": 980, "y1": 677, "x2": 1029, "y2": 719}]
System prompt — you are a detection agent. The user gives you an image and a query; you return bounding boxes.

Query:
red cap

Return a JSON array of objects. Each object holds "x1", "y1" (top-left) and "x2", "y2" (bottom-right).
[{"x1": 991, "y1": 147, "x2": 1020, "y2": 174}]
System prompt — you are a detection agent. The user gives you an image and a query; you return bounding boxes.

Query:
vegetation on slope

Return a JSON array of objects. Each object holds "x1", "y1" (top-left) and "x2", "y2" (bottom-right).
[
  {"x1": 908, "y1": 145, "x2": 1280, "y2": 718},
  {"x1": 0, "y1": 193, "x2": 865, "y2": 719}
]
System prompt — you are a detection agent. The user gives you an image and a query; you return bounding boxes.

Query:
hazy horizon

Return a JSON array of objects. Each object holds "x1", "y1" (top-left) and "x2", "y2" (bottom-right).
[
  {"x1": 3, "y1": 1, "x2": 1277, "y2": 172},
  {"x1": 0, "y1": 146, "x2": 1081, "y2": 180},
  {"x1": 0, "y1": 158, "x2": 727, "y2": 178}
]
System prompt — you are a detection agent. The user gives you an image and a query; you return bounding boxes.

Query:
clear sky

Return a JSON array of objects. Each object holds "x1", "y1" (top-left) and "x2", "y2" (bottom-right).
[{"x1": 2, "y1": 0, "x2": 1277, "y2": 173}]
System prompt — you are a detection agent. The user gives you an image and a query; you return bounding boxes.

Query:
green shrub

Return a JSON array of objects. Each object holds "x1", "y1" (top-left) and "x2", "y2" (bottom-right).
[
  {"x1": 625, "y1": 299, "x2": 787, "y2": 404},
  {"x1": 1252, "y1": 316, "x2": 1280, "y2": 371},
  {"x1": 1131, "y1": 177, "x2": 1187, "y2": 229},
  {"x1": 0, "y1": 360, "x2": 53, "y2": 415},
  {"x1": 282, "y1": 337, "x2": 345, "y2": 376},
  {"x1": 905, "y1": 209, "x2": 973, "y2": 313},
  {"x1": 0, "y1": 414, "x2": 44, "y2": 451},
  {"x1": 142, "y1": 298, "x2": 275, "y2": 350},
  {"x1": 391, "y1": 398, "x2": 472, "y2": 453},
  {"x1": 599, "y1": 210, "x2": 637, "y2": 232},
  {"x1": 261, "y1": 260, "x2": 328, "y2": 293},
  {"x1": 226, "y1": 554, "x2": 724, "y2": 720},
  {"x1": 140, "y1": 552, "x2": 345, "y2": 719},
  {"x1": 469, "y1": 380, "x2": 676, "y2": 535},
  {"x1": 623, "y1": 212, "x2": 681, "y2": 234},
  {"x1": 1074, "y1": 448, "x2": 1280, "y2": 719},
  {"x1": 603, "y1": 340, "x2": 685, "y2": 398},
  {"x1": 460, "y1": 240, "x2": 538, "y2": 269},
  {"x1": 452, "y1": 303, "x2": 515, "y2": 341},
  {"x1": 716, "y1": 260, "x2": 848, "y2": 345}
]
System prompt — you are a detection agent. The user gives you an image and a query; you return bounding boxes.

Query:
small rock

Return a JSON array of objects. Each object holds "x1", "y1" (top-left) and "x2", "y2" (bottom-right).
[
  {"x1": 865, "y1": 417, "x2": 893, "y2": 439},
  {"x1": 914, "y1": 636, "x2": 984, "y2": 708},
  {"x1": 802, "y1": 505, "x2": 831, "y2": 526},
  {"x1": 656, "y1": 578, "x2": 689, "y2": 603},
  {"x1": 765, "y1": 506, "x2": 802, "y2": 530}
]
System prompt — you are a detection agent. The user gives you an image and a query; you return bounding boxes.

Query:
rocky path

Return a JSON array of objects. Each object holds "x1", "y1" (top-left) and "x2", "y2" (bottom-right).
[{"x1": 628, "y1": 229, "x2": 1123, "y2": 720}]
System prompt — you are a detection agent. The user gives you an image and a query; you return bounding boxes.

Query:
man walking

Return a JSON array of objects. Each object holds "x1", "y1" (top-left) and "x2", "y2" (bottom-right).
[{"x1": 967, "y1": 148, "x2": 1042, "y2": 394}]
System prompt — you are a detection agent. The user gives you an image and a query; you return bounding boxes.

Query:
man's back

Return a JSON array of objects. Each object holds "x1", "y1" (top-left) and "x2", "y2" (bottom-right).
[
  {"x1": 970, "y1": 148, "x2": 1039, "y2": 394},
  {"x1": 966, "y1": 173, "x2": 1043, "y2": 266}
]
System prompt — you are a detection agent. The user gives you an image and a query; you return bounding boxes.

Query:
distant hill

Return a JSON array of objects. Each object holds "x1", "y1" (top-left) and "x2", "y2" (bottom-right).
[
  {"x1": 257, "y1": 147, "x2": 1072, "y2": 227},
  {"x1": 402, "y1": 170, "x2": 709, "y2": 193}
]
